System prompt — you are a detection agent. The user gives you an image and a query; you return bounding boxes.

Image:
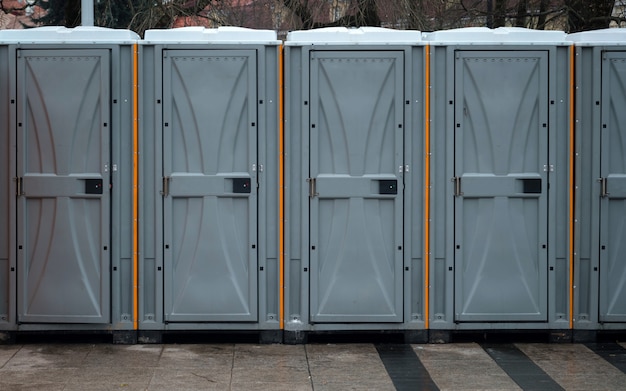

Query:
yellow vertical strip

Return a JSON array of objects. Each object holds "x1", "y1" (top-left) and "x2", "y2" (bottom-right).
[
  {"x1": 569, "y1": 45, "x2": 575, "y2": 330},
  {"x1": 278, "y1": 45, "x2": 285, "y2": 330},
  {"x1": 424, "y1": 45, "x2": 431, "y2": 330},
  {"x1": 133, "y1": 43, "x2": 139, "y2": 330}
]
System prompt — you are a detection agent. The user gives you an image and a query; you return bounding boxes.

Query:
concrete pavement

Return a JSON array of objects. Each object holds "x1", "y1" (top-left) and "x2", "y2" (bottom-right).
[{"x1": 1, "y1": 340, "x2": 626, "y2": 390}]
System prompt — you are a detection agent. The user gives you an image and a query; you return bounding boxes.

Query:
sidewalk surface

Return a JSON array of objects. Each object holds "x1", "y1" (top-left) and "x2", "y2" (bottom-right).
[{"x1": 1, "y1": 340, "x2": 626, "y2": 390}]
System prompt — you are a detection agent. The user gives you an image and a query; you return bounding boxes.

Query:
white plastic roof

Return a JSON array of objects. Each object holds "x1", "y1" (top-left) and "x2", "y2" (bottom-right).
[
  {"x1": 285, "y1": 27, "x2": 422, "y2": 45},
  {"x1": 142, "y1": 26, "x2": 279, "y2": 44},
  {"x1": 0, "y1": 26, "x2": 139, "y2": 43},
  {"x1": 424, "y1": 27, "x2": 569, "y2": 45},
  {"x1": 567, "y1": 28, "x2": 626, "y2": 45}
]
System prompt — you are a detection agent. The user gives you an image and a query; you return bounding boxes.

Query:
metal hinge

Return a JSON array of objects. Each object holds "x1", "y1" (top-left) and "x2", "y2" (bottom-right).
[
  {"x1": 14, "y1": 177, "x2": 23, "y2": 196},
  {"x1": 307, "y1": 178, "x2": 318, "y2": 198},
  {"x1": 452, "y1": 176, "x2": 462, "y2": 196},
  {"x1": 598, "y1": 177, "x2": 608, "y2": 198},
  {"x1": 543, "y1": 164, "x2": 554, "y2": 172},
  {"x1": 161, "y1": 176, "x2": 171, "y2": 197}
]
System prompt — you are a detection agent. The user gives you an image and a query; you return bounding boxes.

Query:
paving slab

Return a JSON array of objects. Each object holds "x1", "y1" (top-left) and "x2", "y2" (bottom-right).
[
  {"x1": 83, "y1": 344, "x2": 163, "y2": 367},
  {"x1": 148, "y1": 367, "x2": 232, "y2": 389},
  {"x1": 68, "y1": 365, "x2": 156, "y2": 385},
  {"x1": 0, "y1": 367, "x2": 75, "y2": 387},
  {"x1": 481, "y1": 343, "x2": 564, "y2": 390},
  {"x1": 232, "y1": 344, "x2": 311, "y2": 386},
  {"x1": 158, "y1": 344, "x2": 235, "y2": 368},
  {"x1": 413, "y1": 343, "x2": 522, "y2": 391},
  {"x1": 306, "y1": 344, "x2": 395, "y2": 390},
  {"x1": 517, "y1": 343, "x2": 626, "y2": 391},
  {"x1": 230, "y1": 381, "x2": 313, "y2": 391},
  {"x1": 64, "y1": 382, "x2": 153, "y2": 391},
  {"x1": 0, "y1": 345, "x2": 21, "y2": 368},
  {"x1": 312, "y1": 381, "x2": 395, "y2": 391},
  {"x1": 2, "y1": 344, "x2": 92, "y2": 369},
  {"x1": 0, "y1": 383, "x2": 66, "y2": 391}
]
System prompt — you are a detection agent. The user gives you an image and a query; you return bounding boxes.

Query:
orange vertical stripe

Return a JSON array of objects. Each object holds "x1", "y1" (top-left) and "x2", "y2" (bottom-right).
[
  {"x1": 278, "y1": 45, "x2": 285, "y2": 330},
  {"x1": 569, "y1": 45, "x2": 575, "y2": 330},
  {"x1": 133, "y1": 43, "x2": 139, "y2": 331},
  {"x1": 424, "y1": 45, "x2": 431, "y2": 330}
]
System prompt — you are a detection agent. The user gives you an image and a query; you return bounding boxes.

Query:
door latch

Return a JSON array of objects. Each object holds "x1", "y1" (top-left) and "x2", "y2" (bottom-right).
[
  {"x1": 598, "y1": 177, "x2": 609, "y2": 198},
  {"x1": 307, "y1": 178, "x2": 318, "y2": 198},
  {"x1": 161, "y1": 176, "x2": 171, "y2": 197},
  {"x1": 452, "y1": 176, "x2": 462, "y2": 196},
  {"x1": 14, "y1": 177, "x2": 23, "y2": 196}
]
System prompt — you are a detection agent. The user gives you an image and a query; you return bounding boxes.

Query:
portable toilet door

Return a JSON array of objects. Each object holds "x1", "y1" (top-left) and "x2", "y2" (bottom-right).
[
  {"x1": 596, "y1": 40, "x2": 626, "y2": 323},
  {"x1": 0, "y1": 27, "x2": 138, "y2": 327},
  {"x1": 570, "y1": 29, "x2": 626, "y2": 329},
  {"x1": 426, "y1": 28, "x2": 572, "y2": 328},
  {"x1": 161, "y1": 41, "x2": 259, "y2": 323},
  {"x1": 19, "y1": 45, "x2": 111, "y2": 323},
  {"x1": 454, "y1": 47, "x2": 549, "y2": 322},
  {"x1": 139, "y1": 27, "x2": 281, "y2": 330},
  {"x1": 309, "y1": 48, "x2": 404, "y2": 322},
  {"x1": 285, "y1": 27, "x2": 425, "y2": 330}
]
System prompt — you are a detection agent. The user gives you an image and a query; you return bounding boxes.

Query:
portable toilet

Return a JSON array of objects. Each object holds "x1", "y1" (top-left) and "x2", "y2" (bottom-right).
[
  {"x1": 139, "y1": 27, "x2": 281, "y2": 342},
  {"x1": 568, "y1": 28, "x2": 626, "y2": 338},
  {"x1": 284, "y1": 27, "x2": 426, "y2": 343},
  {"x1": 0, "y1": 26, "x2": 139, "y2": 342},
  {"x1": 424, "y1": 28, "x2": 573, "y2": 339}
]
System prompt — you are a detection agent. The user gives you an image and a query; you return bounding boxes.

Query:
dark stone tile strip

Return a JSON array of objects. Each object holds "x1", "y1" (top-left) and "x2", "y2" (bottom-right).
[
  {"x1": 375, "y1": 344, "x2": 439, "y2": 391},
  {"x1": 585, "y1": 342, "x2": 626, "y2": 374},
  {"x1": 481, "y1": 343, "x2": 564, "y2": 391}
]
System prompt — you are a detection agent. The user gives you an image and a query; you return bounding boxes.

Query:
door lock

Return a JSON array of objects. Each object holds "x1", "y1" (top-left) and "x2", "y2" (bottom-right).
[
  {"x1": 307, "y1": 178, "x2": 318, "y2": 198},
  {"x1": 14, "y1": 177, "x2": 24, "y2": 196},
  {"x1": 452, "y1": 177, "x2": 462, "y2": 196},
  {"x1": 161, "y1": 176, "x2": 171, "y2": 197},
  {"x1": 598, "y1": 177, "x2": 608, "y2": 198}
]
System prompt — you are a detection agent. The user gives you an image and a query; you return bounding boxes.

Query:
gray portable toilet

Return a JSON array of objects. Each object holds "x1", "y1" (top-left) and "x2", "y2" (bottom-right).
[
  {"x1": 0, "y1": 26, "x2": 139, "y2": 342},
  {"x1": 139, "y1": 27, "x2": 281, "y2": 342},
  {"x1": 425, "y1": 28, "x2": 573, "y2": 337},
  {"x1": 569, "y1": 28, "x2": 626, "y2": 337},
  {"x1": 284, "y1": 27, "x2": 426, "y2": 343}
]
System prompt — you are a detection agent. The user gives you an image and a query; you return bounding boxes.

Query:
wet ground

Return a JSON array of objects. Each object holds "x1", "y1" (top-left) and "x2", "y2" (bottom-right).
[{"x1": 1, "y1": 339, "x2": 626, "y2": 390}]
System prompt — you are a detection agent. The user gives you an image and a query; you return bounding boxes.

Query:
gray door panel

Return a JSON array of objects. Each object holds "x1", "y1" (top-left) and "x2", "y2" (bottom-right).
[
  {"x1": 309, "y1": 51, "x2": 404, "y2": 323},
  {"x1": 17, "y1": 49, "x2": 111, "y2": 323},
  {"x1": 454, "y1": 51, "x2": 549, "y2": 322},
  {"x1": 600, "y1": 52, "x2": 626, "y2": 322},
  {"x1": 163, "y1": 49, "x2": 258, "y2": 322}
]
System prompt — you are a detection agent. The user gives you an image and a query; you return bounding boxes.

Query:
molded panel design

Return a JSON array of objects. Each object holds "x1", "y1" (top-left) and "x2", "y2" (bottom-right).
[
  {"x1": 600, "y1": 52, "x2": 626, "y2": 322},
  {"x1": 17, "y1": 50, "x2": 111, "y2": 323},
  {"x1": 454, "y1": 51, "x2": 549, "y2": 322},
  {"x1": 163, "y1": 50, "x2": 258, "y2": 322},
  {"x1": 309, "y1": 51, "x2": 404, "y2": 322}
]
